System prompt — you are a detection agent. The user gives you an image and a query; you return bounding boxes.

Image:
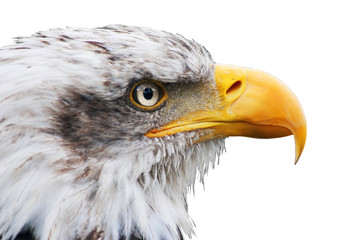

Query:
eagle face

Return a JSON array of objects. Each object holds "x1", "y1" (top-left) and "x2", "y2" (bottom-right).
[{"x1": 0, "y1": 25, "x2": 306, "y2": 240}]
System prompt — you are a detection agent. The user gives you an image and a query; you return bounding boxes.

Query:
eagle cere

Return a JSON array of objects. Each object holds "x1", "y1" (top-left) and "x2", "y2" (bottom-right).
[{"x1": 0, "y1": 25, "x2": 306, "y2": 240}]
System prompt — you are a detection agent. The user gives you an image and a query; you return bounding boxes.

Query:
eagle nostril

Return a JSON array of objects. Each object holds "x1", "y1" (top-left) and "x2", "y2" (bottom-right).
[{"x1": 226, "y1": 81, "x2": 242, "y2": 95}]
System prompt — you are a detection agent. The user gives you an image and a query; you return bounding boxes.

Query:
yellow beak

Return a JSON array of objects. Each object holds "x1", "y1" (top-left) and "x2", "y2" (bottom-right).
[{"x1": 146, "y1": 64, "x2": 307, "y2": 164}]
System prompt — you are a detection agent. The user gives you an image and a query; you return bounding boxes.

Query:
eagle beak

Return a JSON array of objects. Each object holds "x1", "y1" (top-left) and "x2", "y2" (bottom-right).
[
  {"x1": 213, "y1": 65, "x2": 307, "y2": 163},
  {"x1": 146, "y1": 64, "x2": 307, "y2": 164}
]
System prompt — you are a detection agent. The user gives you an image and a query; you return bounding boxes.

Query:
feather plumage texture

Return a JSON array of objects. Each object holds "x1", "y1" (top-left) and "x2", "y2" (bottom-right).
[{"x1": 0, "y1": 25, "x2": 225, "y2": 240}]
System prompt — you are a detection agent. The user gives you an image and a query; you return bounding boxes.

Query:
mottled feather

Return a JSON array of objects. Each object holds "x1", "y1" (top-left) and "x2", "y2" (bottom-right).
[{"x1": 0, "y1": 25, "x2": 224, "y2": 240}]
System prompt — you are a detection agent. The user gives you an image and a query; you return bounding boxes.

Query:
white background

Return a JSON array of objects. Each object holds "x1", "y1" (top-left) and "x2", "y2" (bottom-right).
[{"x1": 1, "y1": 0, "x2": 359, "y2": 239}]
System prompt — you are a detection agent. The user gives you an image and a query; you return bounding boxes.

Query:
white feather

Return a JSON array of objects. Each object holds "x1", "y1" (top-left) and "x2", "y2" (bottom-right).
[{"x1": 0, "y1": 25, "x2": 224, "y2": 240}]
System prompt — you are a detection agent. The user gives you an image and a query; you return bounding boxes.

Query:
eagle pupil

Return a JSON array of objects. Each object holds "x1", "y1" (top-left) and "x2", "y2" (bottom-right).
[{"x1": 143, "y1": 87, "x2": 153, "y2": 100}]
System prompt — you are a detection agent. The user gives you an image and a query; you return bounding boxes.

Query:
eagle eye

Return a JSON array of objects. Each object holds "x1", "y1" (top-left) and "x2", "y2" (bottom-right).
[{"x1": 130, "y1": 81, "x2": 167, "y2": 109}]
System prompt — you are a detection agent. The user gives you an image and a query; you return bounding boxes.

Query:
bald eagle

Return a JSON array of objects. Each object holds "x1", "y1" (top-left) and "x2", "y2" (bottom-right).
[{"x1": 0, "y1": 25, "x2": 306, "y2": 240}]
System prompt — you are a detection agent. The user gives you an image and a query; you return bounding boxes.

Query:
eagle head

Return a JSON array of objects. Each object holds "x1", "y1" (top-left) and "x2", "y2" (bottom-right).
[{"x1": 0, "y1": 25, "x2": 306, "y2": 240}]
